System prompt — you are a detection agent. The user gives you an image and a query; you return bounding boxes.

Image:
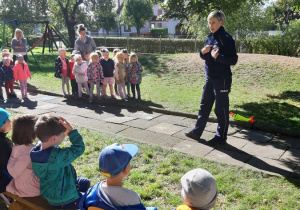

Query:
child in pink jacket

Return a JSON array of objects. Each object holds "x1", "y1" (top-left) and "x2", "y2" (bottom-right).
[
  {"x1": 13, "y1": 54, "x2": 31, "y2": 99},
  {"x1": 6, "y1": 114, "x2": 40, "y2": 197}
]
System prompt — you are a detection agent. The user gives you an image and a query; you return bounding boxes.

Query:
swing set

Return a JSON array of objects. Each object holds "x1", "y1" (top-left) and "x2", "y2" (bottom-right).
[{"x1": 0, "y1": 19, "x2": 71, "y2": 71}]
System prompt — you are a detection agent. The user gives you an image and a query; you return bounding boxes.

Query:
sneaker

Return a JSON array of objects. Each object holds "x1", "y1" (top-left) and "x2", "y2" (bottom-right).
[
  {"x1": 206, "y1": 136, "x2": 227, "y2": 146},
  {"x1": 184, "y1": 130, "x2": 200, "y2": 141},
  {"x1": 7, "y1": 93, "x2": 12, "y2": 98},
  {"x1": 111, "y1": 95, "x2": 116, "y2": 99},
  {"x1": 115, "y1": 92, "x2": 120, "y2": 96},
  {"x1": 11, "y1": 93, "x2": 17, "y2": 98},
  {"x1": 102, "y1": 95, "x2": 108, "y2": 99},
  {"x1": 0, "y1": 96, "x2": 4, "y2": 102}
]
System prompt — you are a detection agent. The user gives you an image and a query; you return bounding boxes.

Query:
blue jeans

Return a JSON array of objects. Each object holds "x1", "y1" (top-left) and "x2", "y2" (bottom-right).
[
  {"x1": 192, "y1": 77, "x2": 232, "y2": 141},
  {"x1": 53, "y1": 177, "x2": 90, "y2": 209}
]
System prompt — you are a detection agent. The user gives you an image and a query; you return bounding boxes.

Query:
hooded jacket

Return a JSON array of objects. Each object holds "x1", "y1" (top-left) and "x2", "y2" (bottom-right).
[
  {"x1": 6, "y1": 144, "x2": 40, "y2": 197},
  {"x1": 79, "y1": 182, "x2": 148, "y2": 210},
  {"x1": 30, "y1": 129, "x2": 85, "y2": 206},
  {"x1": 13, "y1": 62, "x2": 31, "y2": 81},
  {"x1": 200, "y1": 26, "x2": 238, "y2": 79},
  {"x1": 0, "y1": 132, "x2": 13, "y2": 193}
]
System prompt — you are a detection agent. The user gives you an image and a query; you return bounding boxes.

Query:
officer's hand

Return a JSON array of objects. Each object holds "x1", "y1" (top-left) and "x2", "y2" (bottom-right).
[
  {"x1": 211, "y1": 48, "x2": 219, "y2": 59},
  {"x1": 201, "y1": 45, "x2": 213, "y2": 54}
]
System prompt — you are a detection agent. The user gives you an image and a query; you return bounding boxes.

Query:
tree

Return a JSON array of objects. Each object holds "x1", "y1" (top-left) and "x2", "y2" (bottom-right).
[
  {"x1": 120, "y1": 0, "x2": 153, "y2": 36},
  {"x1": 94, "y1": 0, "x2": 118, "y2": 36},
  {"x1": 270, "y1": 0, "x2": 300, "y2": 30}
]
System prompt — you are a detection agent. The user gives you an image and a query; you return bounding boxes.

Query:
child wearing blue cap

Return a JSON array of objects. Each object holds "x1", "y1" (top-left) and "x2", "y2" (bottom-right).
[
  {"x1": 80, "y1": 143, "x2": 157, "y2": 210},
  {"x1": 0, "y1": 108, "x2": 13, "y2": 193}
]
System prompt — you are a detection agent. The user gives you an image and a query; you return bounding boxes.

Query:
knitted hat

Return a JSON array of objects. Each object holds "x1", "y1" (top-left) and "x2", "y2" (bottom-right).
[
  {"x1": 181, "y1": 169, "x2": 218, "y2": 210},
  {"x1": 2, "y1": 57, "x2": 10, "y2": 64},
  {"x1": 1, "y1": 50, "x2": 10, "y2": 57},
  {"x1": 16, "y1": 54, "x2": 24, "y2": 59},
  {"x1": 0, "y1": 108, "x2": 11, "y2": 128}
]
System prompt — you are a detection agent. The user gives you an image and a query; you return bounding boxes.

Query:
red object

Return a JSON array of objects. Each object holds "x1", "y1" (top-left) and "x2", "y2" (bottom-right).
[
  {"x1": 248, "y1": 116, "x2": 255, "y2": 123},
  {"x1": 69, "y1": 61, "x2": 75, "y2": 80}
]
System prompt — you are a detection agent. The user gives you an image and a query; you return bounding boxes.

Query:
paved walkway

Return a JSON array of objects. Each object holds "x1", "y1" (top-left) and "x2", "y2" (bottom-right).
[{"x1": 2, "y1": 90, "x2": 300, "y2": 179}]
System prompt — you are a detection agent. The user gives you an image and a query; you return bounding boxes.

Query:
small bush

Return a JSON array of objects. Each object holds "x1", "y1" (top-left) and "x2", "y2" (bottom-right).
[{"x1": 150, "y1": 28, "x2": 168, "y2": 38}]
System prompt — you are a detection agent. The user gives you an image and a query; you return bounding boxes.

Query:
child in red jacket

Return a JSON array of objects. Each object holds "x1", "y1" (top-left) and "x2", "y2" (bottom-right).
[
  {"x1": 13, "y1": 54, "x2": 31, "y2": 99},
  {"x1": 69, "y1": 54, "x2": 78, "y2": 96}
]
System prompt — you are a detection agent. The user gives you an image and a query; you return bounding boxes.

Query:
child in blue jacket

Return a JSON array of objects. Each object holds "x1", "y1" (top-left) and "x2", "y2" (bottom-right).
[
  {"x1": 80, "y1": 143, "x2": 157, "y2": 210},
  {"x1": 185, "y1": 10, "x2": 238, "y2": 145}
]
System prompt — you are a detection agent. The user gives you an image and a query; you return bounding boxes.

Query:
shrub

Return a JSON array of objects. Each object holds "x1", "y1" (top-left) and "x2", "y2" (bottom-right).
[{"x1": 150, "y1": 28, "x2": 168, "y2": 38}]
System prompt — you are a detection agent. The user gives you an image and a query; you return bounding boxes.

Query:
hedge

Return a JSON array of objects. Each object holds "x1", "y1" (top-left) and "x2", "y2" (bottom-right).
[
  {"x1": 150, "y1": 28, "x2": 168, "y2": 38},
  {"x1": 24, "y1": 35, "x2": 300, "y2": 57}
]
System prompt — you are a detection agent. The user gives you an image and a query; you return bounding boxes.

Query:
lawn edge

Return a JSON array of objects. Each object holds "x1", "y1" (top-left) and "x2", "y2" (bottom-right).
[{"x1": 16, "y1": 86, "x2": 300, "y2": 137}]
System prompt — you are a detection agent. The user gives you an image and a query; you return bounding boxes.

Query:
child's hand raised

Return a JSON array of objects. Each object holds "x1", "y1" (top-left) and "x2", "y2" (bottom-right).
[{"x1": 59, "y1": 117, "x2": 73, "y2": 135}]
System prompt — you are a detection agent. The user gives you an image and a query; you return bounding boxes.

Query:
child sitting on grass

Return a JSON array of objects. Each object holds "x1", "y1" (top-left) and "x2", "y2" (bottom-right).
[
  {"x1": 54, "y1": 49, "x2": 71, "y2": 96},
  {"x1": 0, "y1": 108, "x2": 13, "y2": 193},
  {"x1": 30, "y1": 115, "x2": 90, "y2": 209},
  {"x1": 115, "y1": 52, "x2": 127, "y2": 99},
  {"x1": 173, "y1": 169, "x2": 218, "y2": 210},
  {"x1": 13, "y1": 54, "x2": 31, "y2": 99},
  {"x1": 6, "y1": 114, "x2": 40, "y2": 197},
  {"x1": 73, "y1": 54, "x2": 90, "y2": 100},
  {"x1": 80, "y1": 143, "x2": 157, "y2": 210},
  {"x1": 2, "y1": 57, "x2": 16, "y2": 99},
  {"x1": 87, "y1": 52, "x2": 103, "y2": 103},
  {"x1": 127, "y1": 53, "x2": 143, "y2": 100}
]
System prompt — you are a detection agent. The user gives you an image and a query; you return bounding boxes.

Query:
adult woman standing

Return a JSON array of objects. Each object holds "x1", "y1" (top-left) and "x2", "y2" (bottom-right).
[
  {"x1": 74, "y1": 24, "x2": 97, "y2": 56},
  {"x1": 11, "y1": 29, "x2": 27, "y2": 63}
]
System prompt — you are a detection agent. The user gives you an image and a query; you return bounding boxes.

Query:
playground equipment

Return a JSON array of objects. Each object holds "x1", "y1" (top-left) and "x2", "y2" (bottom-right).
[{"x1": 0, "y1": 20, "x2": 71, "y2": 71}]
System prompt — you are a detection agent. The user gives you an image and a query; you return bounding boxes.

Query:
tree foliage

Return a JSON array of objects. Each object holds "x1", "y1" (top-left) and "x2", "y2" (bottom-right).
[
  {"x1": 94, "y1": 0, "x2": 118, "y2": 35},
  {"x1": 120, "y1": 0, "x2": 153, "y2": 36}
]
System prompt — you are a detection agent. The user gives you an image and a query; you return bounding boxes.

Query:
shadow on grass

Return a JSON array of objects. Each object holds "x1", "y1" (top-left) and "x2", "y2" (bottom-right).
[
  {"x1": 268, "y1": 91, "x2": 300, "y2": 102},
  {"x1": 231, "y1": 101, "x2": 300, "y2": 132},
  {"x1": 196, "y1": 139, "x2": 300, "y2": 187},
  {"x1": 139, "y1": 55, "x2": 169, "y2": 77}
]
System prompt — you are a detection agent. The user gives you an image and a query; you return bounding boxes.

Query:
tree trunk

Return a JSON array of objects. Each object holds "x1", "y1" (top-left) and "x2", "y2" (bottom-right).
[
  {"x1": 106, "y1": 30, "x2": 110, "y2": 36},
  {"x1": 137, "y1": 28, "x2": 141, "y2": 37}
]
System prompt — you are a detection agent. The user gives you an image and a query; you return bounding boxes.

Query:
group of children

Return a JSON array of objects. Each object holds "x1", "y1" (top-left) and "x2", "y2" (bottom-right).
[
  {"x1": 0, "y1": 108, "x2": 218, "y2": 210},
  {"x1": 55, "y1": 48, "x2": 143, "y2": 103},
  {"x1": 0, "y1": 51, "x2": 31, "y2": 101}
]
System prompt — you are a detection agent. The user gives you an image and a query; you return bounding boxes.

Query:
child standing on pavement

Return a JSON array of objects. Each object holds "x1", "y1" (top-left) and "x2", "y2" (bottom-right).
[
  {"x1": 87, "y1": 52, "x2": 103, "y2": 103},
  {"x1": 73, "y1": 54, "x2": 89, "y2": 100},
  {"x1": 69, "y1": 54, "x2": 78, "y2": 96},
  {"x1": 127, "y1": 53, "x2": 143, "y2": 100},
  {"x1": 121, "y1": 49, "x2": 130, "y2": 97},
  {"x1": 185, "y1": 10, "x2": 238, "y2": 145},
  {"x1": 13, "y1": 54, "x2": 32, "y2": 99},
  {"x1": 115, "y1": 52, "x2": 127, "y2": 99},
  {"x1": 2, "y1": 57, "x2": 16, "y2": 99},
  {"x1": 100, "y1": 49, "x2": 115, "y2": 99},
  {"x1": 113, "y1": 48, "x2": 120, "y2": 96},
  {"x1": 54, "y1": 49, "x2": 71, "y2": 96}
]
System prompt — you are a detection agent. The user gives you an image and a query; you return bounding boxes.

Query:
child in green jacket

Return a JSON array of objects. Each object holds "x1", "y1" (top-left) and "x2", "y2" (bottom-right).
[{"x1": 30, "y1": 114, "x2": 90, "y2": 209}]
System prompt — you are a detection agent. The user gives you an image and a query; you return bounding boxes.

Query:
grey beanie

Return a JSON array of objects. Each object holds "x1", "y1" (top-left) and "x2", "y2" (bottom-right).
[
  {"x1": 181, "y1": 169, "x2": 218, "y2": 210},
  {"x1": 2, "y1": 57, "x2": 10, "y2": 64},
  {"x1": 16, "y1": 54, "x2": 24, "y2": 59}
]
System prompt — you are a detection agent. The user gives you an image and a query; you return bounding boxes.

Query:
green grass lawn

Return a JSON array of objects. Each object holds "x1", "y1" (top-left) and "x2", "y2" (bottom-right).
[
  {"x1": 25, "y1": 49, "x2": 300, "y2": 132},
  {"x1": 0, "y1": 116, "x2": 299, "y2": 209}
]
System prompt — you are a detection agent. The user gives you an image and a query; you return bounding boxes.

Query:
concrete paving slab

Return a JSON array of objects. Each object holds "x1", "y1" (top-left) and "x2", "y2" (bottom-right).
[
  {"x1": 241, "y1": 142, "x2": 288, "y2": 160},
  {"x1": 150, "y1": 115, "x2": 187, "y2": 125},
  {"x1": 206, "y1": 123, "x2": 242, "y2": 135},
  {"x1": 205, "y1": 148, "x2": 252, "y2": 167},
  {"x1": 147, "y1": 122, "x2": 185, "y2": 135},
  {"x1": 103, "y1": 116, "x2": 136, "y2": 124},
  {"x1": 233, "y1": 129, "x2": 273, "y2": 143},
  {"x1": 244, "y1": 157, "x2": 296, "y2": 177},
  {"x1": 37, "y1": 103, "x2": 62, "y2": 110},
  {"x1": 124, "y1": 119, "x2": 159, "y2": 129},
  {"x1": 279, "y1": 147, "x2": 300, "y2": 164},
  {"x1": 125, "y1": 111, "x2": 162, "y2": 120},
  {"x1": 216, "y1": 136, "x2": 249, "y2": 151},
  {"x1": 172, "y1": 140, "x2": 214, "y2": 157},
  {"x1": 118, "y1": 127, "x2": 182, "y2": 148},
  {"x1": 272, "y1": 135, "x2": 300, "y2": 149}
]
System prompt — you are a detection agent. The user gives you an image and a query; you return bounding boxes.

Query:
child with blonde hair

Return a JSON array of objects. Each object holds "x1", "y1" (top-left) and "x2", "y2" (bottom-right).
[
  {"x1": 121, "y1": 49, "x2": 130, "y2": 97},
  {"x1": 54, "y1": 49, "x2": 71, "y2": 96},
  {"x1": 87, "y1": 52, "x2": 104, "y2": 103},
  {"x1": 115, "y1": 52, "x2": 127, "y2": 99},
  {"x1": 113, "y1": 49, "x2": 120, "y2": 96},
  {"x1": 127, "y1": 53, "x2": 143, "y2": 100},
  {"x1": 72, "y1": 54, "x2": 89, "y2": 100},
  {"x1": 13, "y1": 54, "x2": 31, "y2": 99},
  {"x1": 6, "y1": 114, "x2": 40, "y2": 197}
]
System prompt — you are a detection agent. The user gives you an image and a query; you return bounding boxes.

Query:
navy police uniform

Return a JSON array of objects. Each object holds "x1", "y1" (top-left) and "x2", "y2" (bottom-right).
[{"x1": 192, "y1": 26, "x2": 238, "y2": 141}]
